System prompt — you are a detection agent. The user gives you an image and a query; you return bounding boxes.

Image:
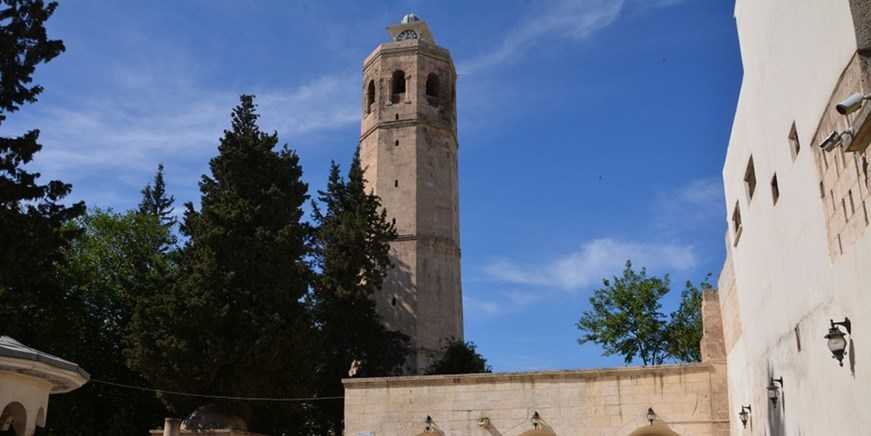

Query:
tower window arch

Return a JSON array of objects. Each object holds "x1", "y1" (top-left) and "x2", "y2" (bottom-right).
[
  {"x1": 426, "y1": 73, "x2": 440, "y2": 98},
  {"x1": 391, "y1": 70, "x2": 406, "y2": 103},
  {"x1": 366, "y1": 80, "x2": 375, "y2": 114}
]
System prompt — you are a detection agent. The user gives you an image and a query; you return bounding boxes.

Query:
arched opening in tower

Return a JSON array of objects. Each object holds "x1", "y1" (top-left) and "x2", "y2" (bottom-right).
[
  {"x1": 426, "y1": 73, "x2": 440, "y2": 106},
  {"x1": 391, "y1": 70, "x2": 406, "y2": 103},
  {"x1": 367, "y1": 80, "x2": 376, "y2": 114}
]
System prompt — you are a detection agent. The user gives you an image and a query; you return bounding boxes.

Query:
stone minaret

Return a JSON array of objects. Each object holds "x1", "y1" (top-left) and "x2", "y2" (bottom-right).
[{"x1": 359, "y1": 13, "x2": 462, "y2": 373}]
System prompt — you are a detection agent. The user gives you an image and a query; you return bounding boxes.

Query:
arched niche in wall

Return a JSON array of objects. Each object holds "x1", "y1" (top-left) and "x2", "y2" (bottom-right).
[
  {"x1": 0, "y1": 402, "x2": 27, "y2": 436},
  {"x1": 627, "y1": 421, "x2": 680, "y2": 436}
]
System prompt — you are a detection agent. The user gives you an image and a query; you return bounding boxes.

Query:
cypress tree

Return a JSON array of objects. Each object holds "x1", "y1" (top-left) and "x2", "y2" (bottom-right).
[
  {"x1": 0, "y1": 0, "x2": 85, "y2": 342},
  {"x1": 125, "y1": 96, "x2": 315, "y2": 432},
  {"x1": 138, "y1": 163, "x2": 176, "y2": 228},
  {"x1": 307, "y1": 151, "x2": 409, "y2": 434}
]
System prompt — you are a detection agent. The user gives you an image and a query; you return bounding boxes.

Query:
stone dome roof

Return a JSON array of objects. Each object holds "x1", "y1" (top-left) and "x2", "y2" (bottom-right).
[
  {"x1": 401, "y1": 13, "x2": 421, "y2": 24},
  {"x1": 181, "y1": 404, "x2": 248, "y2": 431}
]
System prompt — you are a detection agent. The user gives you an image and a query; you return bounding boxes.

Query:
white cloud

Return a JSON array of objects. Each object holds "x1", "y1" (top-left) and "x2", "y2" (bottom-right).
[
  {"x1": 485, "y1": 238, "x2": 697, "y2": 291},
  {"x1": 458, "y1": 0, "x2": 684, "y2": 75},
  {"x1": 653, "y1": 177, "x2": 725, "y2": 236},
  {"x1": 9, "y1": 71, "x2": 359, "y2": 180}
]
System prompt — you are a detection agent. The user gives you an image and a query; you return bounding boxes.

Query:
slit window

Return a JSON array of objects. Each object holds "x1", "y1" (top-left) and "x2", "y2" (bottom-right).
[
  {"x1": 395, "y1": 140, "x2": 399, "y2": 146},
  {"x1": 744, "y1": 156, "x2": 757, "y2": 201},
  {"x1": 788, "y1": 122, "x2": 801, "y2": 160},
  {"x1": 819, "y1": 181, "x2": 825, "y2": 199},
  {"x1": 843, "y1": 198, "x2": 848, "y2": 222},
  {"x1": 849, "y1": 190, "x2": 856, "y2": 216},
  {"x1": 794, "y1": 324, "x2": 802, "y2": 352},
  {"x1": 771, "y1": 174, "x2": 780, "y2": 205},
  {"x1": 394, "y1": 179, "x2": 399, "y2": 188},
  {"x1": 863, "y1": 156, "x2": 869, "y2": 186},
  {"x1": 864, "y1": 201, "x2": 869, "y2": 226}
]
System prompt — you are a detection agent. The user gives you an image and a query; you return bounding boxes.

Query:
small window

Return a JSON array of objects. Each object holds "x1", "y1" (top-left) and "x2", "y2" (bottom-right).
[
  {"x1": 391, "y1": 70, "x2": 406, "y2": 103},
  {"x1": 732, "y1": 201, "x2": 743, "y2": 246},
  {"x1": 744, "y1": 156, "x2": 757, "y2": 201},
  {"x1": 789, "y1": 122, "x2": 801, "y2": 160},
  {"x1": 820, "y1": 181, "x2": 826, "y2": 199},
  {"x1": 394, "y1": 140, "x2": 399, "y2": 146},
  {"x1": 395, "y1": 113, "x2": 399, "y2": 120},
  {"x1": 366, "y1": 80, "x2": 375, "y2": 114},
  {"x1": 391, "y1": 296, "x2": 397, "y2": 307},
  {"x1": 394, "y1": 179, "x2": 399, "y2": 188},
  {"x1": 771, "y1": 174, "x2": 780, "y2": 205}
]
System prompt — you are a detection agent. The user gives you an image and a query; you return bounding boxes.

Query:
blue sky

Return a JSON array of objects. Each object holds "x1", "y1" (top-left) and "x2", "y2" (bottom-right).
[{"x1": 6, "y1": 0, "x2": 741, "y2": 371}]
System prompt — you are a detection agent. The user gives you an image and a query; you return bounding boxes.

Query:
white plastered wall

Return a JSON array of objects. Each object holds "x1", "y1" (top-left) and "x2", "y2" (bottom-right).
[{"x1": 722, "y1": 1, "x2": 871, "y2": 434}]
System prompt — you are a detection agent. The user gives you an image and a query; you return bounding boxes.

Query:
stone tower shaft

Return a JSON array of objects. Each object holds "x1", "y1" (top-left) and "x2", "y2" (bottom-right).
[{"x1": 359, "y1": 15, "x2": 462, "y2": 373}]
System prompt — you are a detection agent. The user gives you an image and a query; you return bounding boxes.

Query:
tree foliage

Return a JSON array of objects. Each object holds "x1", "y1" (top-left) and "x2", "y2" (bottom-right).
[
  {"x1": 426, "y1": 339, "x2": 491, "y2": 375},
  {"x1": 138, "y1": 163, "x2": 176, "y2": 228},
  {"x1": 666, "y1": 274, "x2": 711, "y2": 362},
  {"x1": 577, "y1": 261, "x2": 670, "y2": 366},
  {"x1": 0, "y1": 0, "x2": 85, "y2": 343},
  {"x1": 124, "y1": 96, "x2": 316, "y2": 433},
  {"x1": 35, "y1": 209, "x2": 173, "y2": 435},
  {"x1": 306, "y1": 152, "x2": 409, "y2": 434},
  {"x1": 577, "y1": 261, "x2": 710, "y2": 366}
]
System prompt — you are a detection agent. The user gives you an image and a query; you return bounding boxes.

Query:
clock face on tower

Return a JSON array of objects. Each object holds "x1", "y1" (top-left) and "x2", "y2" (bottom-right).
[{"x1": 396, "y1": 29, "x2": 418, "y2": 41}]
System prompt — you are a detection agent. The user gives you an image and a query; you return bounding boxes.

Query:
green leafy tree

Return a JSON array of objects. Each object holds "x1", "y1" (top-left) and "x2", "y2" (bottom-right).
[
  {"x1": 0, "y1": 0, "x2": 84, "y2": 352},
  {"x1": 577, "y1": 261, "x2": 670, "y2": 366},
  {"x1": 306, "y1": 153, "x2": 409, "y2": 434},
  {"x1": 38, "y1": 209, "x2": 172, "y2": 435},
  {"x1": 426, "y1": 339, "x2": 492, "y2": 375},
  {"x1": 138, "y1": 163, "x2": 176, "y2": 228},
  {"x1": 665, "y1": 274, "x2": 712, "y2": 363},
  {"x1": 577, "y1": 261, "x2": 710, "y2": 366},
  {"x1": 125, "y1": 96, "x2": 316, "y2": 433}
]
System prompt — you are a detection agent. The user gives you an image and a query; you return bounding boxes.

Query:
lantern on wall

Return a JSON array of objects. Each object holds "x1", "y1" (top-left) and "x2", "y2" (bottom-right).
[
  {"x1": 738, "y1": 405, "x2": 751, "y2": 428},
  {"x1": 766, "y1": 377, "x2": 784, "y2": 404},
  {"x1": 531, "y1": 411, "x2": 543, "y2": 429},
  {"x1": 824, "y1": 318, "x2": 852, "y2": 367}
]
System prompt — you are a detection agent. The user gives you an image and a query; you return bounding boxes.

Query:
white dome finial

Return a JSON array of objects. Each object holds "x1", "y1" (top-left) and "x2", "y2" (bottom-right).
[{"x1": 401, "y1": 13, "x2": 421, "y2": 24}]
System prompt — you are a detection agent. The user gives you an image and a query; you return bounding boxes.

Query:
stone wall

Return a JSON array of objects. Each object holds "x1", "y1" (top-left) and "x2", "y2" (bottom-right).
[
  {"x1": 344, "y1": 289, "x2": 730, "y2": 436},
  {"x1": 343, "y1": 363, "x2": 729, "y2": 436}
]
